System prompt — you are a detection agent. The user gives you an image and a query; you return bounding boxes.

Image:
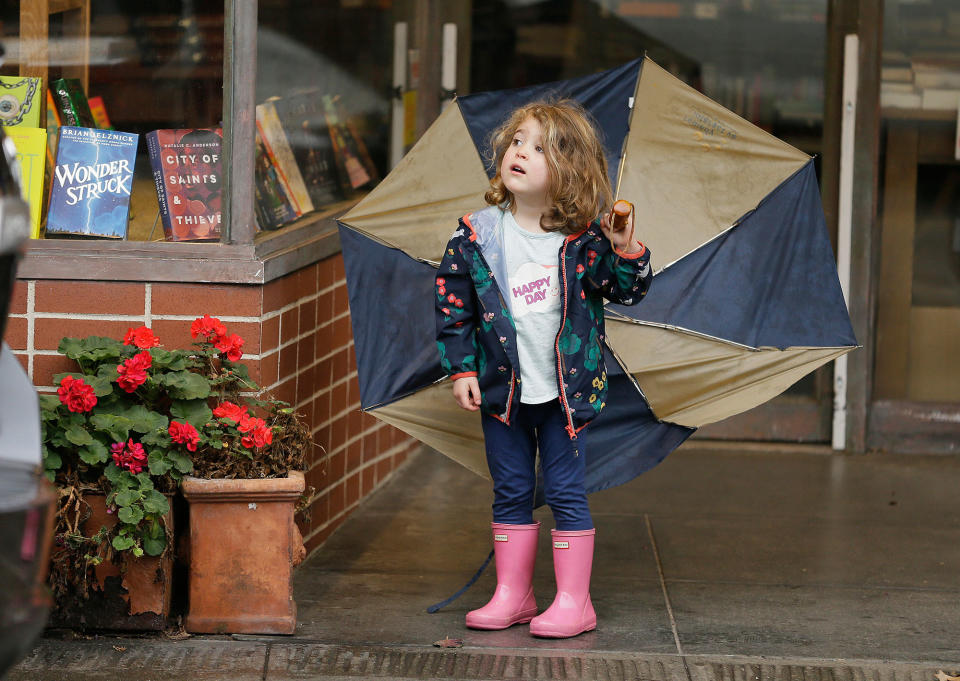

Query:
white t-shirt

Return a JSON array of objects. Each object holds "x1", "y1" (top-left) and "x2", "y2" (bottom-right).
[{"x1": 502, "y1": 209, "x2": 565, "y2": 404}]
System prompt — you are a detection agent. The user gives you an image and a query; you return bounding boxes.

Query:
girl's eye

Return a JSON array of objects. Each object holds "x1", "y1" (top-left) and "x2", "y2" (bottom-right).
[
  {"x1": 535, "y1": 145, "x2": 544, "y2": 153},
  {"x1": 512, "y1": 137, "x2": 522, "y2": 146}
]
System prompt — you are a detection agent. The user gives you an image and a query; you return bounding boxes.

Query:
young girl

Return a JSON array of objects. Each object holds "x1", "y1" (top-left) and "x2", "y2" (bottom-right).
[{"x1": 434, "y1": 100, "x2": 651, "y2": 638}]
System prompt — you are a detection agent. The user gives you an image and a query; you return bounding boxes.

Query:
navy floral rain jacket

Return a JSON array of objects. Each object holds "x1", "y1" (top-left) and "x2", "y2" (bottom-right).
[{"x1": 435, "y1": 205, "x2": 653, "y2": 439}]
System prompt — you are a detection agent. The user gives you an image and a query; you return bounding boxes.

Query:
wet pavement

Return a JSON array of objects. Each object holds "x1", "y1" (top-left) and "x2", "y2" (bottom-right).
[{"x1": 9, "y1": 441, "x2": 960, "y2": 679}]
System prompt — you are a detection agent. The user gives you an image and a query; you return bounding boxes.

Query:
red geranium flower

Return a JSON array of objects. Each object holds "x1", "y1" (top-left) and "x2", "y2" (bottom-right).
[
  {"x1": 241, "y1": 425, "x2": 273, "y2": 449},
  {"x1": 191, "y1": 314, "x2": 227, "y2": 341},
  {"x1": 116, "y1": 351, "x2": 152, "y2": 393},
  {"x1": 213, "y1": 401, "x2": 248, "y2": 423},
  {"x1": 214, "y1": 333, "x2": 244, "y2": 362},
  {"x1": 237, "y1": 414, "x2": 266, "y2": 434},
  {"x1": 168, "y1": 421, "x2": 200, "y2": 452},
  {"x1": 122, "y1": 326, "x2": 160, "y2": 349},
  {"x1": 110, "y1": 439, "x2": 147, "y2": 474},
  {"x1": 57, "y1": 375, "x2": 97, "y2": 413}
]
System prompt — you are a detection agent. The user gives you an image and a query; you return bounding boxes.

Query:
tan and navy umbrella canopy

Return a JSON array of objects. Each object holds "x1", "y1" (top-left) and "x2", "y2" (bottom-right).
[{"x1": 338, "y1": 58, "x2": 856, "y2": 491}]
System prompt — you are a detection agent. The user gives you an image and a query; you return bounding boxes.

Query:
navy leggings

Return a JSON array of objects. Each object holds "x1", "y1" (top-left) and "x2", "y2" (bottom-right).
[{"x1": 480, "y1": 399, "x2": 593, "y2": 531}]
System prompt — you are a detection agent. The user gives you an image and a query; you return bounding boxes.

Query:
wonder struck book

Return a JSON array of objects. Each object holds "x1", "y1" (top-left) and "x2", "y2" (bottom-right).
[{"x1": 46, "y1": 126, "x2": 138, "y2": 239}]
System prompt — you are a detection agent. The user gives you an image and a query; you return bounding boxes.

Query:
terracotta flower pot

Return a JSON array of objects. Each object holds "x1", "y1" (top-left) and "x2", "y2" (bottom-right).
[
  {"x1": 181, "y1": 471, "x2": 306, "y2": 635},
  {"x1": 50, "y1": 494, "x2": 174, "y2": 631}
]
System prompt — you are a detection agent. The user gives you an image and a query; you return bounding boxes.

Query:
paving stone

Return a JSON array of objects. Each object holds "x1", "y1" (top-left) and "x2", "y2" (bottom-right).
[{"x1": 8, "y1": 638, "x2": 267, "y2": 681}]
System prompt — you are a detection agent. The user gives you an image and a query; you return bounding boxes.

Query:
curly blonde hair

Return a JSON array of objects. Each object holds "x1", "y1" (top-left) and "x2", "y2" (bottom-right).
[{"x1": 484, "y1": 99, "x2": 613, "y2": 234}]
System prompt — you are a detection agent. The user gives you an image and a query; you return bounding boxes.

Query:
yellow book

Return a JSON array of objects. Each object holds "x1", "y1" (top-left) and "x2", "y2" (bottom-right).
[{"x1": 5, "y1": 126, "x2": 48, "y2": 238}]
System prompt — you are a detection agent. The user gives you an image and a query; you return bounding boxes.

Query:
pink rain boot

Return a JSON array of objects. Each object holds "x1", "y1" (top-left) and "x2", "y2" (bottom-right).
[
  {"x1": 465, "y1": 522, "x2": 540, "y2": 630},
  {"x1": 529, "y1": 528, "x2": 596, "y2": 638}
]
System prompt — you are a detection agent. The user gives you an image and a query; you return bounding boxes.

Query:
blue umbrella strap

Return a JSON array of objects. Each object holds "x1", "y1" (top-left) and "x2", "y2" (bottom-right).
[{"x1": 426, "y1": 548, "x2": 494, "y2": 613}]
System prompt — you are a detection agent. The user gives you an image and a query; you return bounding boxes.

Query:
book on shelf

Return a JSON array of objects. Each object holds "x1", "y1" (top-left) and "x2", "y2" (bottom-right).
[
  {"x1": 271, "y1": 91, "x2": 343, "y2": 208},
  {"x1": 87, "y1": 96, "x2": 114, "y2": 130},
  {"x1": 881, "y1": 81, "x2": 917, "y2": 93},
  {"x1": 45, "y1": 127, "x2": 138, "y2": 239},
  {"x1": 255, "y1": 100, "x2": 314, "y2": 216},
  {"x1": 0, "y1": 76, "x2": 42, "y2": 128},
  {"x1": 321, "y1": 94, "x2": 377, "y2": 192},
  {"x1": 145, "y1": 128, "x2": 223, "y2": 241},
  {"x1": 880, "y1": 65, "x2": 913, "y2": 83},
  {"x1": 41, "y1": 89, "x2": 62, "y2": 227},
  {"x1": 881, "y1": 91, "x2": 922, "y2": 109},
  {"x1": 920, "y1": 88, "x2": 960, "y2": 111},
  {"x1": 253, "y1": 131, "x2": 297, "y2": 230},
  {"x1": 4, "y1": 127, "x2": 47, "y2": 239},
  {"x1": 51, "y1": 78, "x2": 96, "y2": 128},
  {"x1": 913, "y1": 68, "x2": 960, "y2": 90}
]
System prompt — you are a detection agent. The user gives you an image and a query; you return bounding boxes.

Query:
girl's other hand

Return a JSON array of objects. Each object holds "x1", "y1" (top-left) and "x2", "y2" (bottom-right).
[{"x1": 453, "y1": 376, "x2": 482, "y2": 411}]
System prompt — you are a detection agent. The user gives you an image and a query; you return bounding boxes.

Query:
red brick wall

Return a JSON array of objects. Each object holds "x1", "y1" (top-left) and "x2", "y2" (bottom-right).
[{"x1": 4, "y1": 254, "x2": 420, "y2": 556}]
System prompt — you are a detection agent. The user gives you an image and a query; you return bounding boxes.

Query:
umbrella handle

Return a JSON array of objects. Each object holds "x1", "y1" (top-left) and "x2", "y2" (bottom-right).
[{"x1": 611, "y1": 200, "x2": 633, "y2": 233}]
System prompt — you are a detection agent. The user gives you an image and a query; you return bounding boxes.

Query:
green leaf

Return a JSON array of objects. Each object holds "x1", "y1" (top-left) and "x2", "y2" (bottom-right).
[
  {"x1": 114, "y1": 489, "x2": 140, "y2": 508},
  {"x1": 142, "y1": 535, "x2": 165, "y2": 556},
  {"x1": 65, "y1": 426, "x2": 94, "y2": 447},
  {"x1": 150, "y1": 348, "x2": 189, "y2": 371},
  {"x1": 118, "y1": 505, "x2": 144, "y2": 524},
  {"x1": 38, "y1": 394, "x2": 60, "y2": 413},
  {"x1": 141, "y1": 430, "x2": 169, "y2": 446},
  {"x1": 161, "y1": 371, "x2": 211, "y2": 400},
  {"x1": 78, "y1": 440, "x2": 109, "y2": 465},
  {"x1": 104, "y1": 463, "x2": 123, "y2": 484},
  {"x1": 170, "y1": 400, "x2": 213, "y2": 429},
  {"x1": 59, "y1": 336, "x2": 125, "y2": 362},
  {"x1": 142, "y1": 490, "x2": 169, "y2": 515},
  {"x1": 134, "y1": 472, "x2": 155, "y2": 490},
  {"x1": 89, "y1": 413, "x2": 134, "y2": 441},
  {"x1": 43, "y1": 448, "x2": 62, "y2": 471},
  {"x1": 88, "y1": 375, "x2": 116, "y2": 397},
  {"x1": 111, "y1": 535, "x2": 135, "y2": 551},
  {"x1": 122, "y1": 405, "x2": 169, "y2": 434},
  {"x1": 147, "y1": 451, "x2": 172, "y2": 476},
  {"x1": 167, "y1": 451, "x2": 193, "y2": 474}
]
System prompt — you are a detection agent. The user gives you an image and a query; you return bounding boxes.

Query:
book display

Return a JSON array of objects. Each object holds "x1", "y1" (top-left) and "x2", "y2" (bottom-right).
[{"x1": 4, "y1": 126, "x2": 46, "y2": 239}]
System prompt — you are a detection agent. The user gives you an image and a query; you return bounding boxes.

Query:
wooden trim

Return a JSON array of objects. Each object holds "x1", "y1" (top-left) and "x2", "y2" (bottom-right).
[
  {"x1": 16, "y1": 207, "x2": 355, "y2": 284},
  {"x1": 868, "y1": 400, "x2": 960, "y2": 454},
  {"x1": 825, "y1": 0, "x2": 883, "y2": 453},
  {"x1": 222, "y1": 0, "x2": 258, "y2": 245},
  {"x1": 874, "y1": 123, "x2": 918, "y2": 398}
]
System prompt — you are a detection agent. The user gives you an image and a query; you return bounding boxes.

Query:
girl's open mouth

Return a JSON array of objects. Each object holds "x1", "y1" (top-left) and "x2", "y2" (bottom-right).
[{"x1": 510, "y1": 165, "x2": 525, "y2": 174}]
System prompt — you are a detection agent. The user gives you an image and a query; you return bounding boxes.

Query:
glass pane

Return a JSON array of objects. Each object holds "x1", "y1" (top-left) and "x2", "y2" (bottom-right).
[
  {"x1": 470, "y1": 0, "x2": 827, "y2": 399},
  {"x1": 253, "y1": 1, "x2": 392, "y2": 232},
  {"x1": 471, "y1": 0, "x2": 826, "y2": 155},
  {"x1": 0, "y1": 1, "x2": 225, "y2": 242},
  {"x1": 875, "y1": 0, "x2": 960, "y2": 403}
]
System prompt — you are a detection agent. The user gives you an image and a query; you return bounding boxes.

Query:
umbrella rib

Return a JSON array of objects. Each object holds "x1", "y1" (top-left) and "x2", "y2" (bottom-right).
[
  {"x1": 336, "y1": 220, "x2": 442, "y2": 268},
  {"x1": 361, "y1": 375, "x2": 450, "y2": 412},
  {"x1": 604, "y1": 313, "x2": 758, "y2": 350}
]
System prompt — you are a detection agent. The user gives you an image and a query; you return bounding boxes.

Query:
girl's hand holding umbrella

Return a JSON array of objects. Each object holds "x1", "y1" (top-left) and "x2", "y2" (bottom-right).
[{"x1": 600, "y1": 200, "x2": 642, "y2": 254}]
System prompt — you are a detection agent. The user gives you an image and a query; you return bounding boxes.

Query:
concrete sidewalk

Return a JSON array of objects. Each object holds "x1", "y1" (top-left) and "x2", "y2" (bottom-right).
[{"x1": 10, "y1": 442, "x2": 960, "y2": 680}]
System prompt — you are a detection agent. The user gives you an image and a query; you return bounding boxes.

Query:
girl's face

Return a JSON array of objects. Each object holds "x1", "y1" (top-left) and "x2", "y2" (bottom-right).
[{"x1": 500, "y1": 116, "x2": 550, "y2": 209}]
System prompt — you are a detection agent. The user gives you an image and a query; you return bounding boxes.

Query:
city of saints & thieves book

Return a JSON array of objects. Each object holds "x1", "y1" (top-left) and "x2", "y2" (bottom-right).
[
  {"x1": 146, "y1": 128, "x2": 223, "y2": 241},
  {"x1": 45, "y1": 127, "x2": 138, "y2": 238}
]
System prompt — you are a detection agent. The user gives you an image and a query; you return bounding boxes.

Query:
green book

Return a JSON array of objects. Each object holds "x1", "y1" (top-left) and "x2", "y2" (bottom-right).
[{"x1": 51, "y1": 78, "x2": 95, "y2": 128}]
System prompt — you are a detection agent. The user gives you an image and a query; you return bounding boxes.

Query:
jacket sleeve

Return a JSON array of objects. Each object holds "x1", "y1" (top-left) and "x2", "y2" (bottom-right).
[
  {"x1": 578, "y1": 221, "x2": 653, "y2": 306},
  {"x1": 435, "y1": 232, "x2": 479, "y2": 380}
]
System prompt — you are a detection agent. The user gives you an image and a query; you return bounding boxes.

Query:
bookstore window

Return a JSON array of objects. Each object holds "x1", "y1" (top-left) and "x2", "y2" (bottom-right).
[
  {"x1": 253, "y1": 0, "x2": 392, "y2": 232},
  {"x1": 875, "y1": 0, "x2": 960, "y2": 403},
  {"x1": 1, "y1": 1, "x2": 224, "y2": 243}
]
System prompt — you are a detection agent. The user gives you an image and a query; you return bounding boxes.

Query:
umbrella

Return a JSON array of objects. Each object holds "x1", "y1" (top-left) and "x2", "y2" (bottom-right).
[{"x1": 337, "y1": 57, "x2": 856, "y2": 495}]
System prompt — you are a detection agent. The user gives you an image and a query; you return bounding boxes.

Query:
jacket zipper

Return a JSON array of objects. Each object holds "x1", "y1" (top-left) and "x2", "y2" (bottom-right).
[{"x1": 554, "y1": 238, "x2": 577, "y2": 440}]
